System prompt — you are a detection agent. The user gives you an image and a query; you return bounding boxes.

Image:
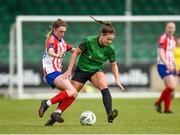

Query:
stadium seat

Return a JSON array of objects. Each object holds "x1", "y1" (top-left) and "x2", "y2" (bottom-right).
[{"x1": 0, "y1": 0, "x2": 180, "y2": 64}]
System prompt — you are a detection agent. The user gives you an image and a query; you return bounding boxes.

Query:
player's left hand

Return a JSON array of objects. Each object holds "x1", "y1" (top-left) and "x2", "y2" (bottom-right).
[{"x1": 115, "y1": 80, "x2": 125, "y2": 91}]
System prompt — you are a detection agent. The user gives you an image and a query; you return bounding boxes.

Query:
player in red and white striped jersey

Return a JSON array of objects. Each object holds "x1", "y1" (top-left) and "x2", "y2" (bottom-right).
[
  {"x1": 43, "y1": 32, "x2": 72, "y2": 76},
  {"x1": 157, "y1": 32, "x2": 176, "y2": 67},
  {"x1": 155, "y1": 22, "x2": 176, "y2": 113},
  {"x1": 39, "y1": 19, "x2": 77, "y2": 124}
]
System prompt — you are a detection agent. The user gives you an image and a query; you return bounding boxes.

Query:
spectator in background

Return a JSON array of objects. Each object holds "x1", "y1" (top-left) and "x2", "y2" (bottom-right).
[
  {"x1": 174, "y1": 36, "x2": 180, "y2": 98},
  {"x1": 174, "y1": 36, "x2": 180, "y2": 76},
  {"x1": 155, "y1": 22, "x2": 176, "y2": 113}
]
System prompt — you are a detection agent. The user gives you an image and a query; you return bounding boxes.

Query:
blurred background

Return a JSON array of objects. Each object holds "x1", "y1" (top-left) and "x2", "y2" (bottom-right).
[{"x1": 0, "y1": 0, "x2": 180, "y2": 98}]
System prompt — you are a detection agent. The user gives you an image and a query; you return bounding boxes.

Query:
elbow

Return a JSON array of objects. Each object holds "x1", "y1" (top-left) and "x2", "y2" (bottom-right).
[
  {"x1": 47, "y1": 51, "x2": 51, "y2": 56},
  {"x1": 73, "y1": 48, "x2": 81, "y2": 56},
  {"x1": 111, "y1": 61, "x2": 117, "y2": 67},
  {"x1": 48, "y1": 49, "x2": 53, "y2": 56}
]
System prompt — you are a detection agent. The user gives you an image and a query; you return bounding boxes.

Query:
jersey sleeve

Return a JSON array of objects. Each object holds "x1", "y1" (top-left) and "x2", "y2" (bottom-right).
[
  {"x1": 47, "y1": 43, "x2": 54, "y2": 50},
  {"x1": 79, "y1": 40, "x2": 88, "y2": 51},
  {"x1": 45, "y1": 35, "x2": 55, "y2": 51},
  {"x1": 45, "y1": 42, "x2": 54, "y2": 53},
  {"x1": 158, "y1": 36, "x2": 168, "y2": 49},
  {"x1": 108, "y1": 47, "x2": 116, "y2": 63},
  {"x1": 66, "y1": 43, "x2": 72, "y2": 51}
]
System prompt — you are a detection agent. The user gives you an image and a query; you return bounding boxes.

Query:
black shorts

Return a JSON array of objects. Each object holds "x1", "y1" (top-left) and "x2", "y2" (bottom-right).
[{"x1": 71, "y1": 67, "x2": 103, "y2": 84}]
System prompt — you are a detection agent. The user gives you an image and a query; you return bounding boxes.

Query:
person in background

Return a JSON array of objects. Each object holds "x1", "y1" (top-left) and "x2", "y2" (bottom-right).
[
  {"x1": 174, "y1": 36, "x2": 180, "y2": 76},
  {"x1": 173, "y1": 36, "x2": 180, "y2": 98},
  {"x1": 155, "y1": 22, "x2": 176, "y2": 113}
]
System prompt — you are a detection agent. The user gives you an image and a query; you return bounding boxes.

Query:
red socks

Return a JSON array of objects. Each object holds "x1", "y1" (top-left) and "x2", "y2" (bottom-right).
[
  {"x1": 57, "y1": 96, "x2": 76, "y2": 112},
  {"x1": 156, "y1": 87, "x2": 173, "y2": 112},
  {"x1": 50, "y1": 90, "x2": 69, "y2": 104},
  {"x1": 49, "y1": 90, "x2": 77, "y2": 114},
  {"x1": 164, "y1": 93, "x2": 172, "y2": 112}
]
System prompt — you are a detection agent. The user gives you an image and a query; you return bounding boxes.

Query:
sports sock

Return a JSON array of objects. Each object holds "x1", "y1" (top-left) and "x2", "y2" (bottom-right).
[
  {"x1": 156, "y1": 87, "x2": 172, "y2": 105},
  {"x1": 164, "y1": 89, "x2": 173, "y2": 112},
  {"x1": 50, "y1": 90, "x2": 69, "y2": 104},
  {"x1": 55, "y1": 109, "x2": 62, "y2": 114},
  {"x1": 101, "y1": 88, "x2": 112, "y2": 115},
  {"x1": 46, "y1": 100, "x2": 52, "y2": 106},
  {"x1": 57, "y1": 96, "x2": 76, "y2": 113}
]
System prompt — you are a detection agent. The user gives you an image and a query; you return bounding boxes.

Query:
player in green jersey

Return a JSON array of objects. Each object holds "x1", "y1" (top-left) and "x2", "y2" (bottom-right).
[{"x1": 45, "y1": 17, "x2": 125, "y2": 126}]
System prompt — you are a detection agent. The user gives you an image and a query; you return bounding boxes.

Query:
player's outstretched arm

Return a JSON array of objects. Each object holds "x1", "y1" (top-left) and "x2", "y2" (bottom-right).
[{"x1": 61, "y1": 47, "x2": 82, "y2": 79}]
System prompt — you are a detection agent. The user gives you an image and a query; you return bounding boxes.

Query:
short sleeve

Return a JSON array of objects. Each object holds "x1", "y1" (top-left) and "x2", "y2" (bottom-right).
[
  {"x1": 46, "y1": 43, "x2": 54, "y2": 51},
  {"x1": 66, "y1": 44, "x2": 72, "y2": 51},
  {"x1": 108, "y1": 48, "x2": 116, "y2": 63},
  {"x1": 45, "y1": 35, "x2": 54, "y2": 51},
  {"x1": 79, "y1": 41, "x2": 87, "y2": 51},
  {"x1": 158, "y1": 36, "x2": 168, "y2": 49}
]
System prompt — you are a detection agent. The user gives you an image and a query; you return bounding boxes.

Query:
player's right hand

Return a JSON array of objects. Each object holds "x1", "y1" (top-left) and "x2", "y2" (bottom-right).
[
  {"x1": 166, "y1": 64, "x2": 175, "y2": 73},
  {"x1": 115, "y1": 80, "x2": 125, "y2": 92}
]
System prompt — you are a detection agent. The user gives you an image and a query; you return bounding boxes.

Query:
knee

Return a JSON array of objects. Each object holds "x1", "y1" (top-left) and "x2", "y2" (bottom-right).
[
  {"x1": 67, "y1": 89, "x2": 78, "y2": 97},
  {"x1": 98, "y1": 83, "x2": 108, "y2": 90},
  {"x1": 167, "y1": 83, "x2": 176, "y2": 90},
  {"x1": 72, "y1": 89, "x2": 78, "y2": 96},
  {"x1": 168, "y1": 86, "x2": 175, "y2": 90},
  {"x1": 73, "y1": 90, "x2": 78, "y2": 96}
]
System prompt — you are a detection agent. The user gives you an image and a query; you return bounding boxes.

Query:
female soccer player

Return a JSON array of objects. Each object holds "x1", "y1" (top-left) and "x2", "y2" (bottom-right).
[
  {"x1": 38, "y1": 19, "x2": 78, "y2": 123},
  {"x1": 44, "y1": 17, "x2": 125, "y2": 126},
  {"x1": 155, "y1": 22, "x2": 176, "y2": 113}
]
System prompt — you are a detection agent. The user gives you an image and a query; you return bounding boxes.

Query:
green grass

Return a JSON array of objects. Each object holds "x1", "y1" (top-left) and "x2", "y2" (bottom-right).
[{"x1": 0, "y1": 98, "x2": 180, "y2": 134}]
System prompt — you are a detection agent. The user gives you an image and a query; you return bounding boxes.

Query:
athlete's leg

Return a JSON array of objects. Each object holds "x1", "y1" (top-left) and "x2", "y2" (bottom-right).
[
  {"x1": 163, "y1": 75, "x2": 176, "y2": 112},
  {"x1": 56, "y1": 67, "x2": 91, "y2": 114},
  {"x1": 163, "y1": 75, "x2": 176, "y2": 89},
  {"x1": 54, "y1": 76, "x2": 78, "y2": 97},
  {"x1": 45, "y1": 76, "x2": 78, "y2": 106},
  {"x1": 56, "y1": 80, "x2": 84, "y2": 113},
  {"x1": 45, "y1": 80, "x2": 85, "y2": 126},
  {"x1": 91, "y1": 71, "x2": 117, "y2": 123},
  {"x1": 45, "y1": 68, "x2": 89, "y2": 126},
  {"x1": 39, "y1": 76, "x2": 77, "y2": 118},
  {"x1": 91, "y1": 72, "x2": 111, "y2": 113},
  {"x1": 155, "y1": 75, "x2": 176, "y2": 113}
]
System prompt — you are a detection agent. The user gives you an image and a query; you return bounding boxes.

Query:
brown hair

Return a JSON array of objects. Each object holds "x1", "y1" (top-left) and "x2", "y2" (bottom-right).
[
  {"x1": 46, "y1": 19, "x2": 67, "y2": 38},
  {"x1": 90, "y1": 16, "x2": 116, "y2": 34}
]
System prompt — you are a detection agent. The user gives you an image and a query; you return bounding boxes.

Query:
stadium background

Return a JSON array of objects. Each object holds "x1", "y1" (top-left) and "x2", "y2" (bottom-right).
[
  {"x1": 0, "y1": 0, "x2": 180, "y2": 134},
  {"x1": 0, "y1": 0, "x2": 180, "y2": 95}
]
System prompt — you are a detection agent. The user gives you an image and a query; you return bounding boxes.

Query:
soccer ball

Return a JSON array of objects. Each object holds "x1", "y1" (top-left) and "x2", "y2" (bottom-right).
[{"x1": 80, "y1": 111, "x2": 96, "y2": 126}]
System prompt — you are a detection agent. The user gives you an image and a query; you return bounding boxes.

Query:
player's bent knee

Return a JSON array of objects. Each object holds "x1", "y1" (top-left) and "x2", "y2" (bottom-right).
[
  {"x1": 169, "y1": 85, "x2": 176, "y2": 90},
  {"x1": 66, "y1": 89, "x2": 78, "y2": 97},
  {"x1": 73, "y1": 90, "x2": 78, "y2": 96},
  {"x1": 168, "y1": 83, "x2": 176, "y2": 90}
]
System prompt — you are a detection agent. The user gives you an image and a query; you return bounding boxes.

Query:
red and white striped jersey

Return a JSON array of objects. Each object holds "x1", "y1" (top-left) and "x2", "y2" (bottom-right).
[
  {"x1": 157, "y1": 33, "x2": 176, "y2": 66},
  {"x1": 42, "y1": 33, "x2": 72, "y2": 76}
]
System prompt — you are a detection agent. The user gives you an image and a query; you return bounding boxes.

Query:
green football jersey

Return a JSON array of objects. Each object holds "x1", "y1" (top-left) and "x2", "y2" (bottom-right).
[{"x1": 77, "y1": 35, "x2": 116, "y2": 72}]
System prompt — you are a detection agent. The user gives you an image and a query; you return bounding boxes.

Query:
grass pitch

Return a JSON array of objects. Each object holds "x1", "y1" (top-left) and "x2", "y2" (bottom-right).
[{"x1": 0, "y1": 97, "x2": 180, "y2": 134}]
